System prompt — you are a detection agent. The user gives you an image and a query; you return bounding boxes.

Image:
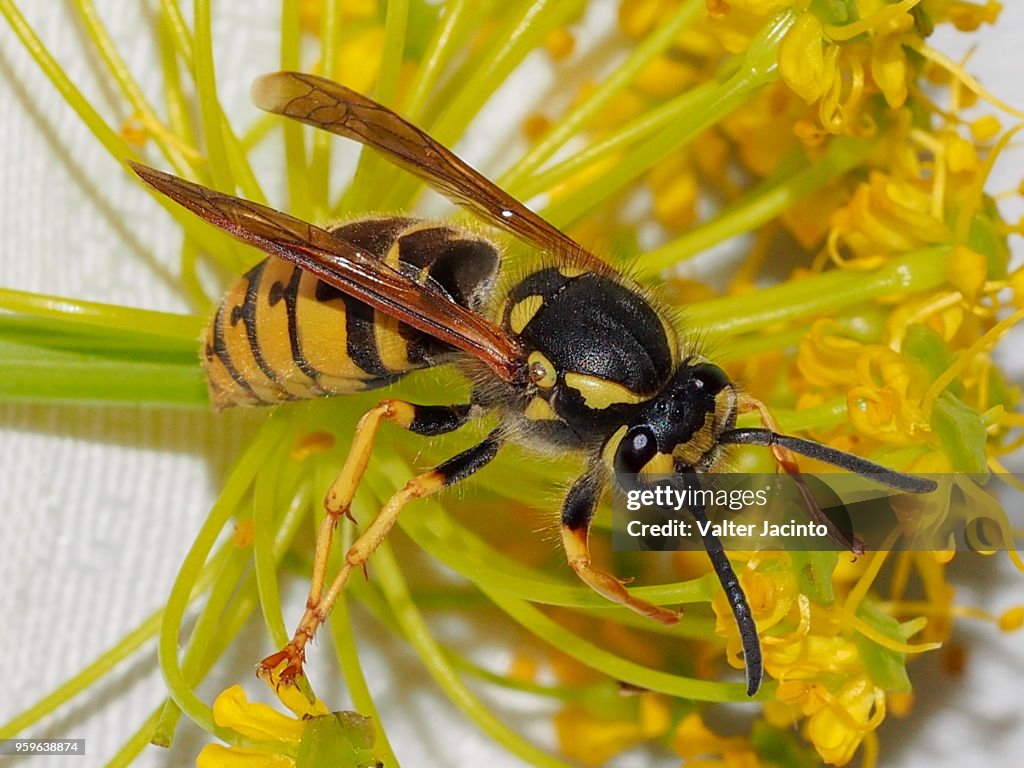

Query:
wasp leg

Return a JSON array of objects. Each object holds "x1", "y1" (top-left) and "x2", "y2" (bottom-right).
[
  {"x1": 737, "y1": 394, "x2": 861, "y2": 553},
  {"x1": 306, "y1": 400, "x2": 472, "y2": 611},
  {"x1": 736, "y1": 395, "x2": 801, "y2": 473},
  {"x1": 560, "y1": 471, "x2": 679, "y2": 625},
  {"x1": 261, "y1": 426, "x2": 501, "y2": 684}
]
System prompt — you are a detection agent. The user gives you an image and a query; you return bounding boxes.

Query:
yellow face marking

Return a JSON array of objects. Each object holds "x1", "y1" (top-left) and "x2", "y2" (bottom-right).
[
  {"x1": 674, "y1": 411, "x2": 715, "y2": 466},
  {"x1": 527, "y1": 351, "x2": 557, "y2": 388},
  {"x1": 716, "y1": 386, "x2": 737, "y2": 428},
  {"x1": 564, "y1": 372, "x2": 647, "y2": 410},
  {"x1": 640, "y1": 452, "x2": 674, "y2": 477},
  {"x1": 602, "y1": 425, "x2": 629, "y2": 473},
  {"x1": 509, "y1": 294, "x2": 544, "y2": 334},
  {"x1": 524, "y1": 396, "x2": 560, "y2": 421}
]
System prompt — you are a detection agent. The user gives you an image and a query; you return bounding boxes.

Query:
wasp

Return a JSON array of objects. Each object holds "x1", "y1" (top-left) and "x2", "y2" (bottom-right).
[{"x1": 131, "y1": 71, "x2": 936, "y2": 697}]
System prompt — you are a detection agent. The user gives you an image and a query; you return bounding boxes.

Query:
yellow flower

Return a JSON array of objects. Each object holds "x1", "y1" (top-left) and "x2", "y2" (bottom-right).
[
  {"x1": 197, "y1": 685, "x2": 308, "y2": 768},
  {"x1": 708, "y1": 549, "x2": 945, "y2": 765},
  {"x1": 847, "y1": 348, "x2": 931, "y2": 446},
  {"x1": 944, "y1": 0, "x2": 1002, "y2": 32},
  {"x1": 829, "y1": 171, "x2": 950, "y2": 267},
  {"x1": 671, "y1": 712, "x2": 761, "y2": 766},
  {"x1": 197, "y1": 682, "x2": 381, "y2": 768},
  {"x1": 554, "y1": 694, "x2": 670, "y2": 766},
  {"x1": 803, "y1": 675, "x2": 885, "y2": 766},
  {"x1": 779, "y1": 12, "x2": 833, "y2": 105}
]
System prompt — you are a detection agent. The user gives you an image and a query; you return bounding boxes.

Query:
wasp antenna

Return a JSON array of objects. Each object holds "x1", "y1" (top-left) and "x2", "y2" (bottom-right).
[
  {"x1": 719, "y1": 428, "x2": 937, "y2": 494},
  {"x1": 686, "y1": 500, "x2": 763, "y2": 696}
]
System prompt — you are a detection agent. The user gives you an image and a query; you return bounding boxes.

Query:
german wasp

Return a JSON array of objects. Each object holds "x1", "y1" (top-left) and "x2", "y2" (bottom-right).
[{"x1": 131, "y1": 71, "x2": 936, "y2": 696}]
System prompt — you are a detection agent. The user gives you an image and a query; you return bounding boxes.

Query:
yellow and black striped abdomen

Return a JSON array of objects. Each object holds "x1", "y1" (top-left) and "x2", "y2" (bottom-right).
[{"x1": 203, "y1": 218, "x2": 500, "y2": 409}]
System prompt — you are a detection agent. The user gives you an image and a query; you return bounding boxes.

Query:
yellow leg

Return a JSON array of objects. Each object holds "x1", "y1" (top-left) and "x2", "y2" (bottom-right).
[
  {"x1": 738, "y1": 394, "x2": 862, "y2": 552},
  {"x1": 561, "y1": 525, "x2": 680, "y2": 625},
  {"x1": 260, "y1": 424, "x2": 495, "y2": 684},
  {"x1": 737, "y1": 394, "x2": 802, "y2": 473},
  {"x1": 560, "y1": 471, "x2": 679, "y2": 626},
  {"x1": 306, "y1": 400, "x2": 416, "y2": 611}
]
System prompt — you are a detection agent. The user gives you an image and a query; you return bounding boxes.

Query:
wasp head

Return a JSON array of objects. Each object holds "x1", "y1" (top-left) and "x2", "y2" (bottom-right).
[{"x1": 609, "y1": 361, "x2": 738, "y2": 479}]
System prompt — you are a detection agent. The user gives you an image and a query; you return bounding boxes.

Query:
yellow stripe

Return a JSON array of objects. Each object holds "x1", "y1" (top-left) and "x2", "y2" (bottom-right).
[
  {"x1": 375, "y1": 313, "x2": 416, "y2": 373},
  {"x1": 601, "y1": 425, "x2": 629, "y2": 472},
  {"x1": 640, "y1": 452, "x2": 674, "y2": 476},
  {"x1": 509, "y1": 295, "x2": 543, "y2": 333},
  {"x1": 558, "y1": 266, "x2": 588, "y2": 278},
  {"x1": 564, "y1": 372, "x2": 647, "y2": 410}
]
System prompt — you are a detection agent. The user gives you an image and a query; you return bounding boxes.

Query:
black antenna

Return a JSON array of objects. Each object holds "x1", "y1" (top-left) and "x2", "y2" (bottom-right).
[
  {"x1": 670, "y1": 470, "x2": 763, "y2": 696},
  {"x1": 719, "y1": 428, "x2": 937, "y2": 494}
]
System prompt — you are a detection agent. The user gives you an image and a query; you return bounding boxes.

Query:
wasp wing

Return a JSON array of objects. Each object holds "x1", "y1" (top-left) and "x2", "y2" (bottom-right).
[
  {"x1": 130, "y1": 163, "x2": 524, "y2": 383},
  {"x1": 251, "y1": 71, "x2": 611, "y2": 275}
]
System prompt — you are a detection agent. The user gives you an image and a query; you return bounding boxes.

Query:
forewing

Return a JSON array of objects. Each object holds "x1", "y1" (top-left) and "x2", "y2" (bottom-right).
[
  {"x1": 130, "y1": 163, "x2": 524, "y2": 382},
  {"x1": 251, "y1": 71, "x2": 610, "y2": 274}
]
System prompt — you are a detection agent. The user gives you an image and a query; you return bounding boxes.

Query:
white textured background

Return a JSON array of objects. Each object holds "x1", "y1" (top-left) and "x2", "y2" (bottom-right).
[{"x1": 1, "y1": 2, "x2": 1023, "y2": 767}]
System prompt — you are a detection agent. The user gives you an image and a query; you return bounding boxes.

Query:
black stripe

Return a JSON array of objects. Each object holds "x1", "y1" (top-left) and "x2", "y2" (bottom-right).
[
  {"x1": 210, "y1": 302, "x2": 260, "y2": 400},
  {"x1": 408, "y1": 403, "x2": 472, "y2": 436},
  {"x1": 269, "y1": 267, "x2": 327, "y2": 394},
  {"x1": 313, "y1": 278, "x2": 404, "y2": 380},
  {"x1": 231, "y1": 261, "x2": 286, "y2": 388},
  {"x1": 437, "y1": 429, "x2": 502, "y2": 486},
  {"x1": 340, "y1": 292, "x2": 393, "y2": 377},
  {"x1": 561, "y1": 471, "x2": 603, "y2": 531}
]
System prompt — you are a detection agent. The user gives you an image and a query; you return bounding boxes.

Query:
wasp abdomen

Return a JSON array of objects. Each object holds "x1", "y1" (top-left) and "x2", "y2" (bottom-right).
[{"x1": 203, "y1": 218, "x2": 499, "y2": 409}]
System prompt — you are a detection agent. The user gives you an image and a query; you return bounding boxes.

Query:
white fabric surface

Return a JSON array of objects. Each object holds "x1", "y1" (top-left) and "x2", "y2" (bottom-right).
[{"x1": 1, "y1": 2, "x2": 1023, "y2": 767}]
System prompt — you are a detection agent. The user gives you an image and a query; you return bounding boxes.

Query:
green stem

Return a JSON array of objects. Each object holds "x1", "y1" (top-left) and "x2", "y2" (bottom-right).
[
  {"x1": 638, "y1": 136, "x2": 873, "y2": 275},
  {"x1": 375, "y1": 0, "x2": 409, "y2": 110},
  {"x1": 344, "y1": 0, "x2": 410, "y2": 212},
  {"x1": 152, "y1": 541, "x2": 252, "y2": 744},
  {"x1": 482, "y1": 588, "x2": 766, "y2": 703},
  {"x1": 374, "y1": 542, "x2": 577, "y2": 768},
  {"x1": 0, "y1": 288, "x2": 202, "y2": 338},
  {"x1": 0, "y1": 0, "x2": 133, "y2": 162},
  {"x1": 193, "y1": 0, "x2": 234, "y2": 192},
  {"x1": 253, "y1": 453, "x2": 310, "y2": 649},
  {"x1": 381, "y1": 0, "x2": 585, "y2": 211},
  {"x1": 689, "y1": 246, "x2": 950, "y2": 337},
  {"x1": 158, "y1": 0, "x2": 195, "y2": 68},
  {"x1": 0, "y1": 346, "x2": 207, "y2": 407},
  {"x1": 541, "y1": 11, "x2": 795, "y2": 229},
  {"x1": 280, "y1": 0, "x2": 313, "y2": 220},
  {"x1": 157, "y1": 414, "x2": 288, "y2": 735},
  {"x1": 72, "y1": 0, "x2": 191, "y2": 176},
  {"x1": 309, "y1": 0, "x2": 341, "y2": 218},
  {"x1": 500, "y1": 0, "x2": 703, "y2": 190},
  {"x1": 158, "y1": 6, "x2": 201, "y2": 172},
  {"x1": 401, "y1": 0, "x2": 471, "y2": 122},
  {"x1": 508, "y1": 79, "x2": 715, "y2": 203},
  {"x1": 329, "y1": 550, "x2": 401, "y2": 768}
]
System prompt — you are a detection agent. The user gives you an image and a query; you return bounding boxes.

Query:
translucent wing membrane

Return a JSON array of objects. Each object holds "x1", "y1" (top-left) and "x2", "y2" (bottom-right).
[
  {"x1": 251, "y1": 71, "x2": 611, "y2": 275},
  {"x1": 130, "y1": 163, "x2": 525, "y2": 382}
]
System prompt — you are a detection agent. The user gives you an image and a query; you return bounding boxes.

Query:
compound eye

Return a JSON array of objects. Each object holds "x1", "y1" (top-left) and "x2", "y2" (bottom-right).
[
  {"x1": 613, "y1": 425, "x2": 658, "y2": 474},
  {"x1": 691, "y1": 363, "x2": 731, "y2": 394}
]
